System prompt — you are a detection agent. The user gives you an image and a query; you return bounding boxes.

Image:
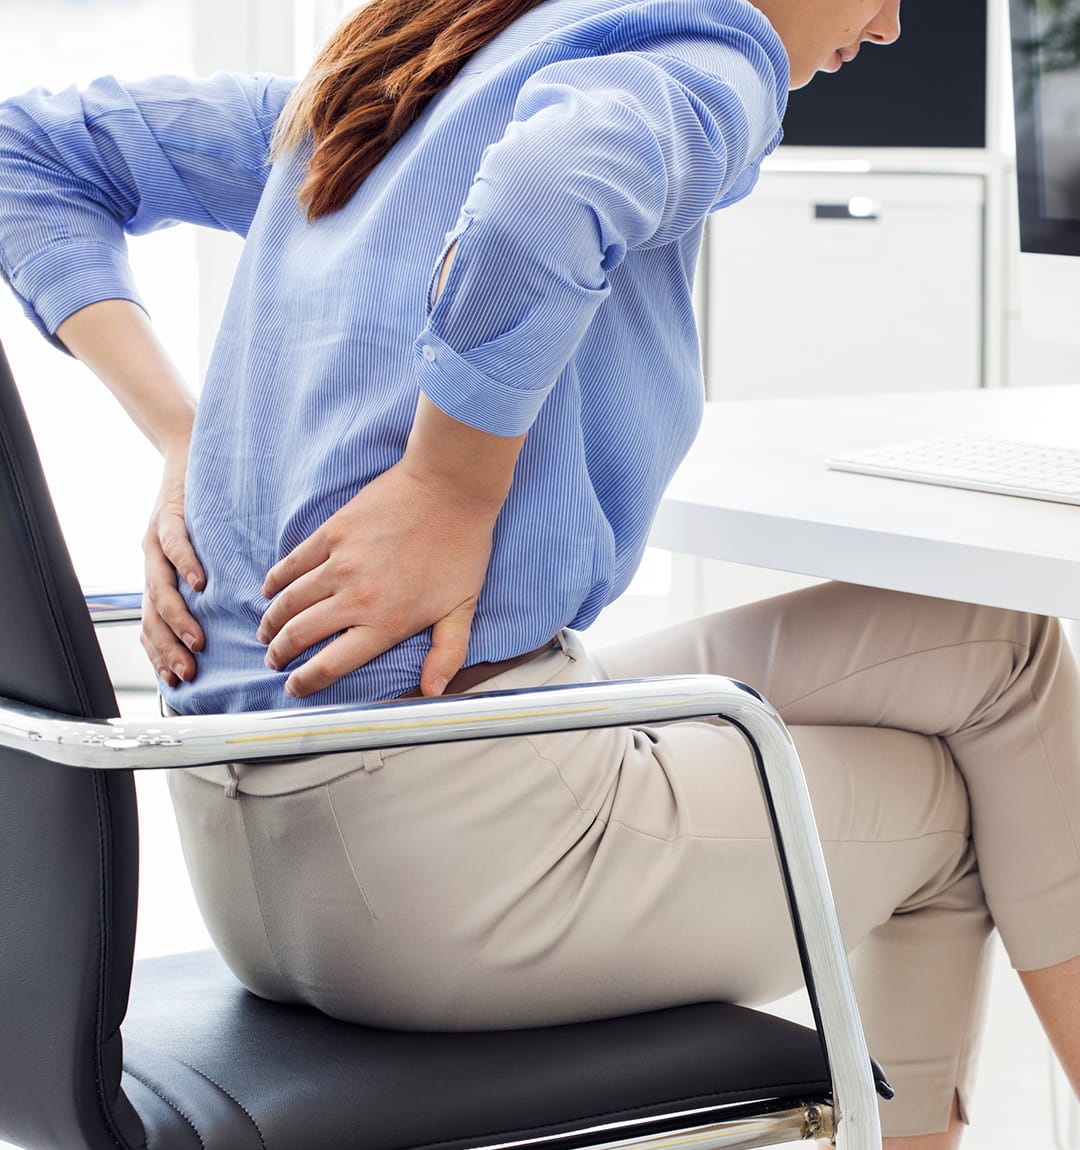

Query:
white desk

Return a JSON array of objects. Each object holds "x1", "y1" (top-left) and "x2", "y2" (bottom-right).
[{"x1": 650, "y1": 386, "x2": 1080, "y2": 620}]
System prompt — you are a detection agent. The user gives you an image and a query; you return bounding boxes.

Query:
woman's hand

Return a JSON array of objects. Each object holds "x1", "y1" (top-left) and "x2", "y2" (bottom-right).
[
  {"x1": 254, "y1": 252, "x2": 524, "y2": 700},
  {"x1": 257, "y1": 459, "x2": 497, "y2": 699},
  {"x1": 140, "y1": 449, "x2": 205, "y2": 687}
]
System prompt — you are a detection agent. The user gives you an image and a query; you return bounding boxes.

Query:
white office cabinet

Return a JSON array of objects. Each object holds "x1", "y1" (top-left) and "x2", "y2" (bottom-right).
[{"x1": 706, "y1": 170, "x2": 985, "y2": 399}]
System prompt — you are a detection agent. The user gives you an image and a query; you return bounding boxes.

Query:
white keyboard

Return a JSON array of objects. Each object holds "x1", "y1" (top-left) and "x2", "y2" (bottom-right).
[{"x1": 826, "y1": 434, "x2": 1080, "y2": 505}]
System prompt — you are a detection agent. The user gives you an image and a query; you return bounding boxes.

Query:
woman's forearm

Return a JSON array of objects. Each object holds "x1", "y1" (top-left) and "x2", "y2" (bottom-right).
[
  {"x1": 402, "y1": 392, "x2": 526, "y2": 514},
  {"x1": 55, "y1": 299, "x2": 197, "y2": 456},
  {"x1": 403, "y1": 239, "x2": 526, "y2": 511}
]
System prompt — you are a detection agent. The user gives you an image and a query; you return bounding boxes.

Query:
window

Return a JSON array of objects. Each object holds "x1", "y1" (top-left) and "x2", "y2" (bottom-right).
[
  {"x1": 1, "y1": 0, "x2": 199, "y2": 589},
  {"x1": 0, "y1": 0, "x2": 302, "y2": 592}
]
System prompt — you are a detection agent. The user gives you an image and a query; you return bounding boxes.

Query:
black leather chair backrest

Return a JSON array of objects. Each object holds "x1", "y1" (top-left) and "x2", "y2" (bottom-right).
[{"x1": 0, "y1": 339, "x2": 144, "y2": 1150}]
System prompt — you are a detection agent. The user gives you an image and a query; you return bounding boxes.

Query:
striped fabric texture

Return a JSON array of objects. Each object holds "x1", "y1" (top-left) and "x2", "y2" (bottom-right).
[{"x1": 0, "y1": 0, "x2": 788, "y2": 711}]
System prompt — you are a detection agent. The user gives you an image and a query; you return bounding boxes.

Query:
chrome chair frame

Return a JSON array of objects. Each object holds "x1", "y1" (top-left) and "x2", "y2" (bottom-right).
[{"x1": 0, "y1": 600, "x2": 884, "y2": 1150}]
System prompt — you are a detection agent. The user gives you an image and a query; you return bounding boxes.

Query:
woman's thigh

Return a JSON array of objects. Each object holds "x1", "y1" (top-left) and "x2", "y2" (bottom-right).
[
  {"x1": 594, "y1": 580, "x2": 1048, "y2": 734},
  {"x1": 595, "y1": 581, "x2": 1080, "y2": 969},
  {"x1": 182, "y1": 631, "x2": 976, "y2": 1032},
  {"x1": 589, "y1": 715, "x2": 978, "y2": 1007}
]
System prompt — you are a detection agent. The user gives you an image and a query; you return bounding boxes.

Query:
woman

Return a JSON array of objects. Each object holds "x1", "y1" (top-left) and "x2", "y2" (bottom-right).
[{"x1": 1, "y1": 0, "x2": 1078, "y2": 1146}]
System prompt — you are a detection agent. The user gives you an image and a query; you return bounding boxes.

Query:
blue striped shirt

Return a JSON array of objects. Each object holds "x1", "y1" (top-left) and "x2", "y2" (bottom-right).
[{"x1": 0, "y1": 0, "x2": 788, "y2": 711}]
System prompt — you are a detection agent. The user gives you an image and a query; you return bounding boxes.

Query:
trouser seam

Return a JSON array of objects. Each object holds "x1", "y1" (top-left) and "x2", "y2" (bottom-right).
[
  {"x1": 1029, "y1": 680, "x2": 1080, "y2": 862},
  {"x1": 523, "y1": 735, "x2": 599, "y2": 817},
  {"x1": 606, "y1": 818, "x2": 970, "y2": 847},
  {"x1": 776, "y1": 637, "x2": 1027, "y2": 712},
  {"x1": 325, "y1": 783, "x2": 379, "y2": 923},
  {"x1": 953, "y1": 935, "x2": 992, "y2": 1126},
  {"x1": 235, "y1": 796, "x2": 289, "y2": 984}
]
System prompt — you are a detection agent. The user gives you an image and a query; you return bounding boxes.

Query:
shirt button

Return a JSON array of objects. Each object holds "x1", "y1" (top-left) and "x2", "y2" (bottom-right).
[{"x1": 422, "y1": 344, "x2": 437, "y2": 363}]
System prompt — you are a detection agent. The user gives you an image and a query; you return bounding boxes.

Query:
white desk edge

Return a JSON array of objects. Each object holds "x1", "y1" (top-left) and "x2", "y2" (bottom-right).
[{"x1": 651, "y1": 387, "x2": 1080, "y2": 621}]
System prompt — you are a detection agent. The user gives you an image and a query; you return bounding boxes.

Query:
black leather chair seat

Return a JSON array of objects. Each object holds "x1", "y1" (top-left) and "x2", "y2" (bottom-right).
[{"x1": 122, "y1": 950, "x2": 841, "y2": 1150}]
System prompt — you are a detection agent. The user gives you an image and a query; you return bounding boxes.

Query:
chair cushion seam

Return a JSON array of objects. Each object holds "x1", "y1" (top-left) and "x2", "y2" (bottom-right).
[
  {"x1": 171, "y1": 1056, "x2": 267, "y2": 1150},
  {"x1": 124, "y1": 1067, "x2": 207, "y2": 1150},
  {"x1": 399, "y1": 1079, "x2": 832, "y2": 1150}
]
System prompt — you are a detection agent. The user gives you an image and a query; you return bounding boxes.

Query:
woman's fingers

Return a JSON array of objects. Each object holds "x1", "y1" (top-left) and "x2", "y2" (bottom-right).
[
  {"x1": 272, "y1": 595, "x2": 479, "y2": 698},
  {"x1": 262, "y1": 530, "x2": 331, "y2": 598},
  {"x1": 258, "y1": 563, "x2": 335, "y2": 648},
  {"x1": 140, "y1": 629, "x2": 178, "y2": 687},
  {"x1": 282, "y1": 625, "x2": 388, "y2": 698},
  {"x1": 157, "y1": 510, "x2": 206, "y2": 592},
  {"x1": 263, "y1": 591, "x2": 363, "y2": 675},
  {"x1": 141, "y1": 593, "x2": 197, "y2": 684},
  {"x1": 138, "y1": 450, "x2": 204, "y2": 686},
  {"x1": 420, "y1": 600, "x2": 477, "y2": 696},
  {"x1": 144, "y1": 540, "x2": 204, "y2": 653}
]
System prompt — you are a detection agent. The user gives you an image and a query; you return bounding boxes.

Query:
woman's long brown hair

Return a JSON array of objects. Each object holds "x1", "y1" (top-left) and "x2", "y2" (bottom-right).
[{"x1": 275, "y1": 0, "x2": 549, "y2": 221}]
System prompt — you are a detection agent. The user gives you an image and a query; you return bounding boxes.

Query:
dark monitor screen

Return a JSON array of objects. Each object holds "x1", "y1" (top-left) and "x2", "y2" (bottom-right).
[
  {"x1": 1011, "y1": 0, "x2": 1080, "y2": 256},
  {"x1": 781, "y1": 0, "x2": 987, "y2": 149}
]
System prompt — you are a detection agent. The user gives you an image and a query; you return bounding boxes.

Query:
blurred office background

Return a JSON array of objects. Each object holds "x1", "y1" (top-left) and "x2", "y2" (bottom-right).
[{"x1": 1, "y1": 1, "x2": 1077, "y2": 1146}]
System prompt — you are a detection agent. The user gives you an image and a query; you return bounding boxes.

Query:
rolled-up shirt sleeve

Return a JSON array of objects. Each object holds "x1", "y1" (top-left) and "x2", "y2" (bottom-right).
[
  {"x1": 0, "y1": 71, "x2": 294, "y2": 341},
  {"x1": 415, "y1": 16, "x2": 786, "y2": 437}
]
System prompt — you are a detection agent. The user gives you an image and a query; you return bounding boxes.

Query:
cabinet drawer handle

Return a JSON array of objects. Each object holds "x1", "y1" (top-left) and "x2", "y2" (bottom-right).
[{"x1": 814, "y1": 200, "x2": 880, "y2": 221}]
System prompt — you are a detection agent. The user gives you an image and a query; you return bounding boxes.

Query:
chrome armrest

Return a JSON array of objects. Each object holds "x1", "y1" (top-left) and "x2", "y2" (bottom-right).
[
  {"x1": 0, "y1": 676, "x2": 768, "y2": 770},
  {"x1": 0, "y1": 674, "x2": 880, "y2": 1149}
]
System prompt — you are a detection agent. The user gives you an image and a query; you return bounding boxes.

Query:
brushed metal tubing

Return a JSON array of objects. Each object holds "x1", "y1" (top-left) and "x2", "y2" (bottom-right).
[
  {"x1": 0, "y1": 677, "x2": 783, "y2": 770},
  {"x1": 0, "y1": 673, "x2": 880, "y2": 1149},
  {"x1": 477, "y1": 1100, "x2": 832, "y2": 1150}
]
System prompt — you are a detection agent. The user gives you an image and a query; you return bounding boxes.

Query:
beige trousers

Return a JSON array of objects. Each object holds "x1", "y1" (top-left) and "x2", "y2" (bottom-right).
[{"x1": 169, "y1": 582, "x2": 1080, "y2": 1138}]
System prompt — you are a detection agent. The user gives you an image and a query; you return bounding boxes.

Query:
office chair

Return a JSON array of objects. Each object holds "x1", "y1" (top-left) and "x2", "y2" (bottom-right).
[{"x1": 0, "y1": 336, "x2": 891, "y2": 1150}]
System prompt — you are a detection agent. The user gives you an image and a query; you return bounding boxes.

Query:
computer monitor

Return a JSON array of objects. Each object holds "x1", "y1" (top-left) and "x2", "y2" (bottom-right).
[{"x1": 1010, "y1": 0, "x2": 1080, "y2": 345}]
